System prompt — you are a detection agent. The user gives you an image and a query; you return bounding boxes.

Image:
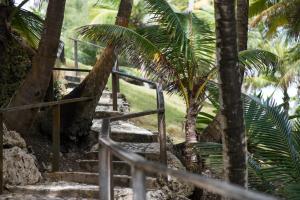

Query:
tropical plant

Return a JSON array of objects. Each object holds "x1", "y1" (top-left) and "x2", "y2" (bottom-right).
[
  {"x1": 58, "y1": 0, "x2": 134, "y2": 144},
  {"x1": 245, "y1": 32, "x2": 300, "y2": 114},
  {"x1": 196, "y1": 83, "x2": 300, "y2": 199},
  {"x1": 4, "y1": 0, "x2": 67, "y2": 133},
  {"x1": 249, "y1": 0, "x2": 300, "y2": 37},
  {"x1": 76, "y1": 0, "x2": 278, "y2": 170}
]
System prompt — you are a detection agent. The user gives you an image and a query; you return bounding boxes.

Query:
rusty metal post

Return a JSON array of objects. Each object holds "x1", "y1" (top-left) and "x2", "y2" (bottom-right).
[
  {"x1": 52, "y1": 105, "x2": 60, "y2": 172},
  {"x1": 0, "y1": 113, "x2": 3, "y2": 194},
  {"x1": 132, "y1": 166, "x2": 146, "y2": 200},
  {"x1": 112, "y1": 61, "x2": 118, "y2": 111},
  {"x1": 156, "y1": 83, "x2": 167, "y2": 165},
  {"x1": 99, "y1": 118, "x2": 113, "y2": 200},
  {"x1": 74, "y1": 39, "x2": 79, "y2": 76}
]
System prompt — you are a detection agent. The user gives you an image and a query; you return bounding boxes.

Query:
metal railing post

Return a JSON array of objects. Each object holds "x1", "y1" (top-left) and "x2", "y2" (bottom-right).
[
  {"x1": 112, "y1": 62, "x2": 118, "y2": 111},
  {"x1": 0, "y1": 113, "x2": 3, "y2": 194},
  {"x1": 99, "y1": 118, "x2": 113, "y2": 200},
  {"x1": 132, "y1": 166, "x2": 146, "y2": 200},
  {"x1": 74, "y1": 39, "x2": 79, "y2": 76},
  {"x1": 156, "y1": 83, "x2": 167, "y2": 165},
  {"x1": 52, "y1": 105, "x2": 60, "y2": 172}
]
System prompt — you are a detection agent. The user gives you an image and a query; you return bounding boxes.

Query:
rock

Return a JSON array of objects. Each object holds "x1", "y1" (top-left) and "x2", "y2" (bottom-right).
[
  {"x1": 156, "y1": 152, "x2": 194, "y2": 199},
  {"x1": 4, "y1": 147, "x2": 41, "y2": 186},
  {"x1": 3, "y1": 130, "x2": 26, "y2": 149}
]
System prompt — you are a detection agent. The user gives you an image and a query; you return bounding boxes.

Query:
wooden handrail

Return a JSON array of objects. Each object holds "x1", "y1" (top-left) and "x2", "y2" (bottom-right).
[
  {"x1": 0, "y1": 97, "x2": 93, "y2": 113},
  {"x1": 0, "y1": 96, "x2": 94, "y2": 194},
  {"x1": 99, "y1": 119, "x2": 277, "y2": 200}
]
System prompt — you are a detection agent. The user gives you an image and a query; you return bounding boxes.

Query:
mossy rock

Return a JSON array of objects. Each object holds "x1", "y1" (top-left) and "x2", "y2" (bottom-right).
[{"x1": 0, "y1": 38, "x2": 31, "y2": 107}]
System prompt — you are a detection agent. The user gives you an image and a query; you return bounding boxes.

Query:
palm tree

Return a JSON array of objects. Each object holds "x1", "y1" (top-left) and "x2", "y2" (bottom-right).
[
  {"x1": 197, "y1": 83, "x2": 300, "y2": 199},
  {"x1": 59, "y1": 0, "x2": 133, "y2": 143},
  {"x1": 4, "y1": 0, "x2": 67, "y2": 133},
  {"x1": 245, "y1": 33, "x2": 300, "y2": 114},
  {"x1": 249, "y1": 0, "x2": 300, "y2": 37},
  {"x1": 237, "y1": 0, "x2": 249, "y2": 80},
  {"x1": 214, "y1": 0, "x2": 247, "y2": 187},
  {"x1": 76, "y1": 0, "x2": 277, "y2": 171}
]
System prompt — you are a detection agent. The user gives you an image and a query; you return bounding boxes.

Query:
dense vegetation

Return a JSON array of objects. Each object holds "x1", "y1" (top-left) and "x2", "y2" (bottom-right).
[{"x1": 1, "y1": 0, "x2": 300, "y2": 199}]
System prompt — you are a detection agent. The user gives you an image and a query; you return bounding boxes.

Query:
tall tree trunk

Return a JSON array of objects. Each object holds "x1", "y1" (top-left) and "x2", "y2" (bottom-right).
[
  {"x1": 214, "y1": 0, "x2": 247, "y2": 188},
  {"x1": 184, "y1": 97, "x2": 201, "y2": 171},
  {"x1": 60, "y1": 0, "x2": 133, "y2": 142},
  {"x1": 0, "y1": 4, "x2": 10, "y2": 67},
  {"x1": 237, "y1": 0, "x2": 249, "y2": 81},
  {"x1": 283, "y1": 86, "x2": 289, "y2": 115},
  {"x1": 4, "y1": 0, "x2": 66, "y2": 133}
]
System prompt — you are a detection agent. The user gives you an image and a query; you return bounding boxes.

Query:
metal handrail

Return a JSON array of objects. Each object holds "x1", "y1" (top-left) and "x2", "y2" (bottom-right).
[
  {"x1": 0, "y1": 97, "x2": 93, "y2": 194},
  {"x1": 99, "y1": 119, "x2": 277, "y2": 200}
]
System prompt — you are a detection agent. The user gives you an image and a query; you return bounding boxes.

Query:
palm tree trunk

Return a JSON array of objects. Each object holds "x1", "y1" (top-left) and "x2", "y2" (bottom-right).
[
  {"x1": 214, "y1": 0, "x2": 247, "y2": 188},
  {"x1": 237, "y1": 0, "x2": 249, "y2": 51},
  {"x1": 184, "y1": 99, "x2": 201, "y2": 171},
  {"x1": 237, "y1": 0, "x2": 249, "y2": 81},
  {"x1": 283, "y1": 87, "x2": 289, "y2": 115},
  {"x1": 4, "y1": 0, "x2": 66, "y2": 133},
  {"x1": 0, "y1": 4, "x2": 10, "y2": 68},
  {"x1": 60, "y1": 0, "x2": 133, "y2": 142}
]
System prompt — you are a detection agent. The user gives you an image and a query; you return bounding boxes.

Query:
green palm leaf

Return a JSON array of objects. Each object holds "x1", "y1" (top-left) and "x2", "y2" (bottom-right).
[
  {"x1": 77, "y1": 24, "x2": 174, "y2": 81},
  {"x1": 11, "y1": 8, "x2": 43, "y2": 49}
]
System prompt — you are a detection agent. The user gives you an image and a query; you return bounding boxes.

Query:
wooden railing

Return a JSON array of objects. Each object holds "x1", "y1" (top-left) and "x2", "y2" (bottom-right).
[
  {"x1": 96, "y1": 70, "x2": 276, "y2": 200},
  {"x1": 99, "y1": 117, "x2": 276, "y2": 200},
  {"x1": 0, "y1": 97, "x2": 93, "y2": 194}
]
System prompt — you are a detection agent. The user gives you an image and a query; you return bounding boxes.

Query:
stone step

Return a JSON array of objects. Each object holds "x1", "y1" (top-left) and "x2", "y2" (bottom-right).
[
  {"x1": 85, "y1": 151, "x2": 160, "y2": 162},
  {"x1": 94, "y1": 109, "x2": 124, "y2": 119},
  {"x1": 65, "y1": 82, "x2": 80, "y2": 89},
  {"x1": 77, "y1": 160, "x2": 156, "y2": 177},
  {"x1": 77, "y1": 160, "x2": 130, "y2": 174},
  {"x1": 100, "y1": 91, "x2": 122, "y2": 99},
  {"x1": 65, "y1": 75, "x2": 81, "y2": 83},
  {"x1": 92, "y1": 120, "x2": 158, "y2": 143},
  {"x1": 6, "y1": 182, "x2": 158, "y2": 199},
  {"x1": 45, "y1": 172, "x2": 157, "y2": 189},
  {"x1": 7, "y1": 182, "x2": 99, "y2": 199}
]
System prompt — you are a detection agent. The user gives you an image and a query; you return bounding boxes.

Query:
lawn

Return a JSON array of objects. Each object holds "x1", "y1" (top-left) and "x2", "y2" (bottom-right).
[{"x1": 108, "y1": 78, "x2": 214, "y2": 143}]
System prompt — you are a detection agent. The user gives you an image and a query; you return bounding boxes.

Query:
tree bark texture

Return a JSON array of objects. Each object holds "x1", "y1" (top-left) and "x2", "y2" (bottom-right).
[
  {"x1": 60, "y1": 0, "x2": 133, "y2": 142},
  {"x1": 0, "y1": 5, "x2": 9, "y2": 69},
  {"x1": 214, "y1": 0, "x2": 247, "y2": 188},
  {"x1": 237, "y1": 0, "x2": 249, "y2": 80},
  {"x1": 4, "y1": 0, "x2": 66, "y2": 134}
]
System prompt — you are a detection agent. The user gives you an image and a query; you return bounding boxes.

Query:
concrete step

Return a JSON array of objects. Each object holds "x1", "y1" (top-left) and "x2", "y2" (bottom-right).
[
  {"x1": 85, "y1": 151, "x2": 160, "y2": 162},
  {"x1": 6, "y1": 182, "x2": 157, "y2": 199},
  {"x1": 45, "y1": 172, "x2": 157, "y2": 189},
  {"x1": 65, "y1": 75, "x2": 81, "y2": 83},
  {"x1": 77, "y1": 160, "x2": 130, "y2": 174},
  {"x1": 92, "y1": 120, "x2": 158, "y2": 143},
  {"x1": 100, "y1": 91, "x2": 122, "y2": 99},
  {"x1": 77, "y1": 160, "x2": 156, "y2": 177},
  {"x1": 7, "y1": 182, "x2": 99, "y2": 199},
  {"x1": 94, "y1": 109, "x2": 124, "y2": 119},
  {"x1": 65, "y1": 82, "x2": 80, "y2": 89}
]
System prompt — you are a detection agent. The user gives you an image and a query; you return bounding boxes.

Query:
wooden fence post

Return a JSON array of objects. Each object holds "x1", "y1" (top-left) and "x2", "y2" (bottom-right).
[{"x1": 74, "y1": 39, "x2": 79, "y2": 76}]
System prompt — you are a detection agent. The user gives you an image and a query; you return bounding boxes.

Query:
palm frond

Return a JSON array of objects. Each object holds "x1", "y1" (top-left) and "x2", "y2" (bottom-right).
[
  {"x1": 11, "y1": 8, "x2": 44, "y2": 49},
  {"x1": 239, "y1": 49, "x2": 278, "y2": 74},
  {"x1": 77, "y1": 24, "x2": 174, "y2": 81},
  {"x1": 144, "y1": 0, "x2": 189, "y2": 54}
]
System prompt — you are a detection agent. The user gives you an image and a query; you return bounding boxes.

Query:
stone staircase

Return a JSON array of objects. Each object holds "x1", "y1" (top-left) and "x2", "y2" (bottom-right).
[
  {"x1": 0, "y1": 77, "x2": 192, "y2": 200},
  {"x1": 0, "y1": 90, "x2": 171, "y2": 199}
]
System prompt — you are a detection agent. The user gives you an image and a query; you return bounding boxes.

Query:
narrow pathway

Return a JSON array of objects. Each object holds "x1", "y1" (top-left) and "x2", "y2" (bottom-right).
[{"x1": 1, "y1": 80, "x2": 192, "y2": 199}]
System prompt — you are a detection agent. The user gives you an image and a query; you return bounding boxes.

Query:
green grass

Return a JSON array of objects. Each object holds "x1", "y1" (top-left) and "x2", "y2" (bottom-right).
[{"x1": 108, "y1": 79, "x2": 213, "y2": 143}]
